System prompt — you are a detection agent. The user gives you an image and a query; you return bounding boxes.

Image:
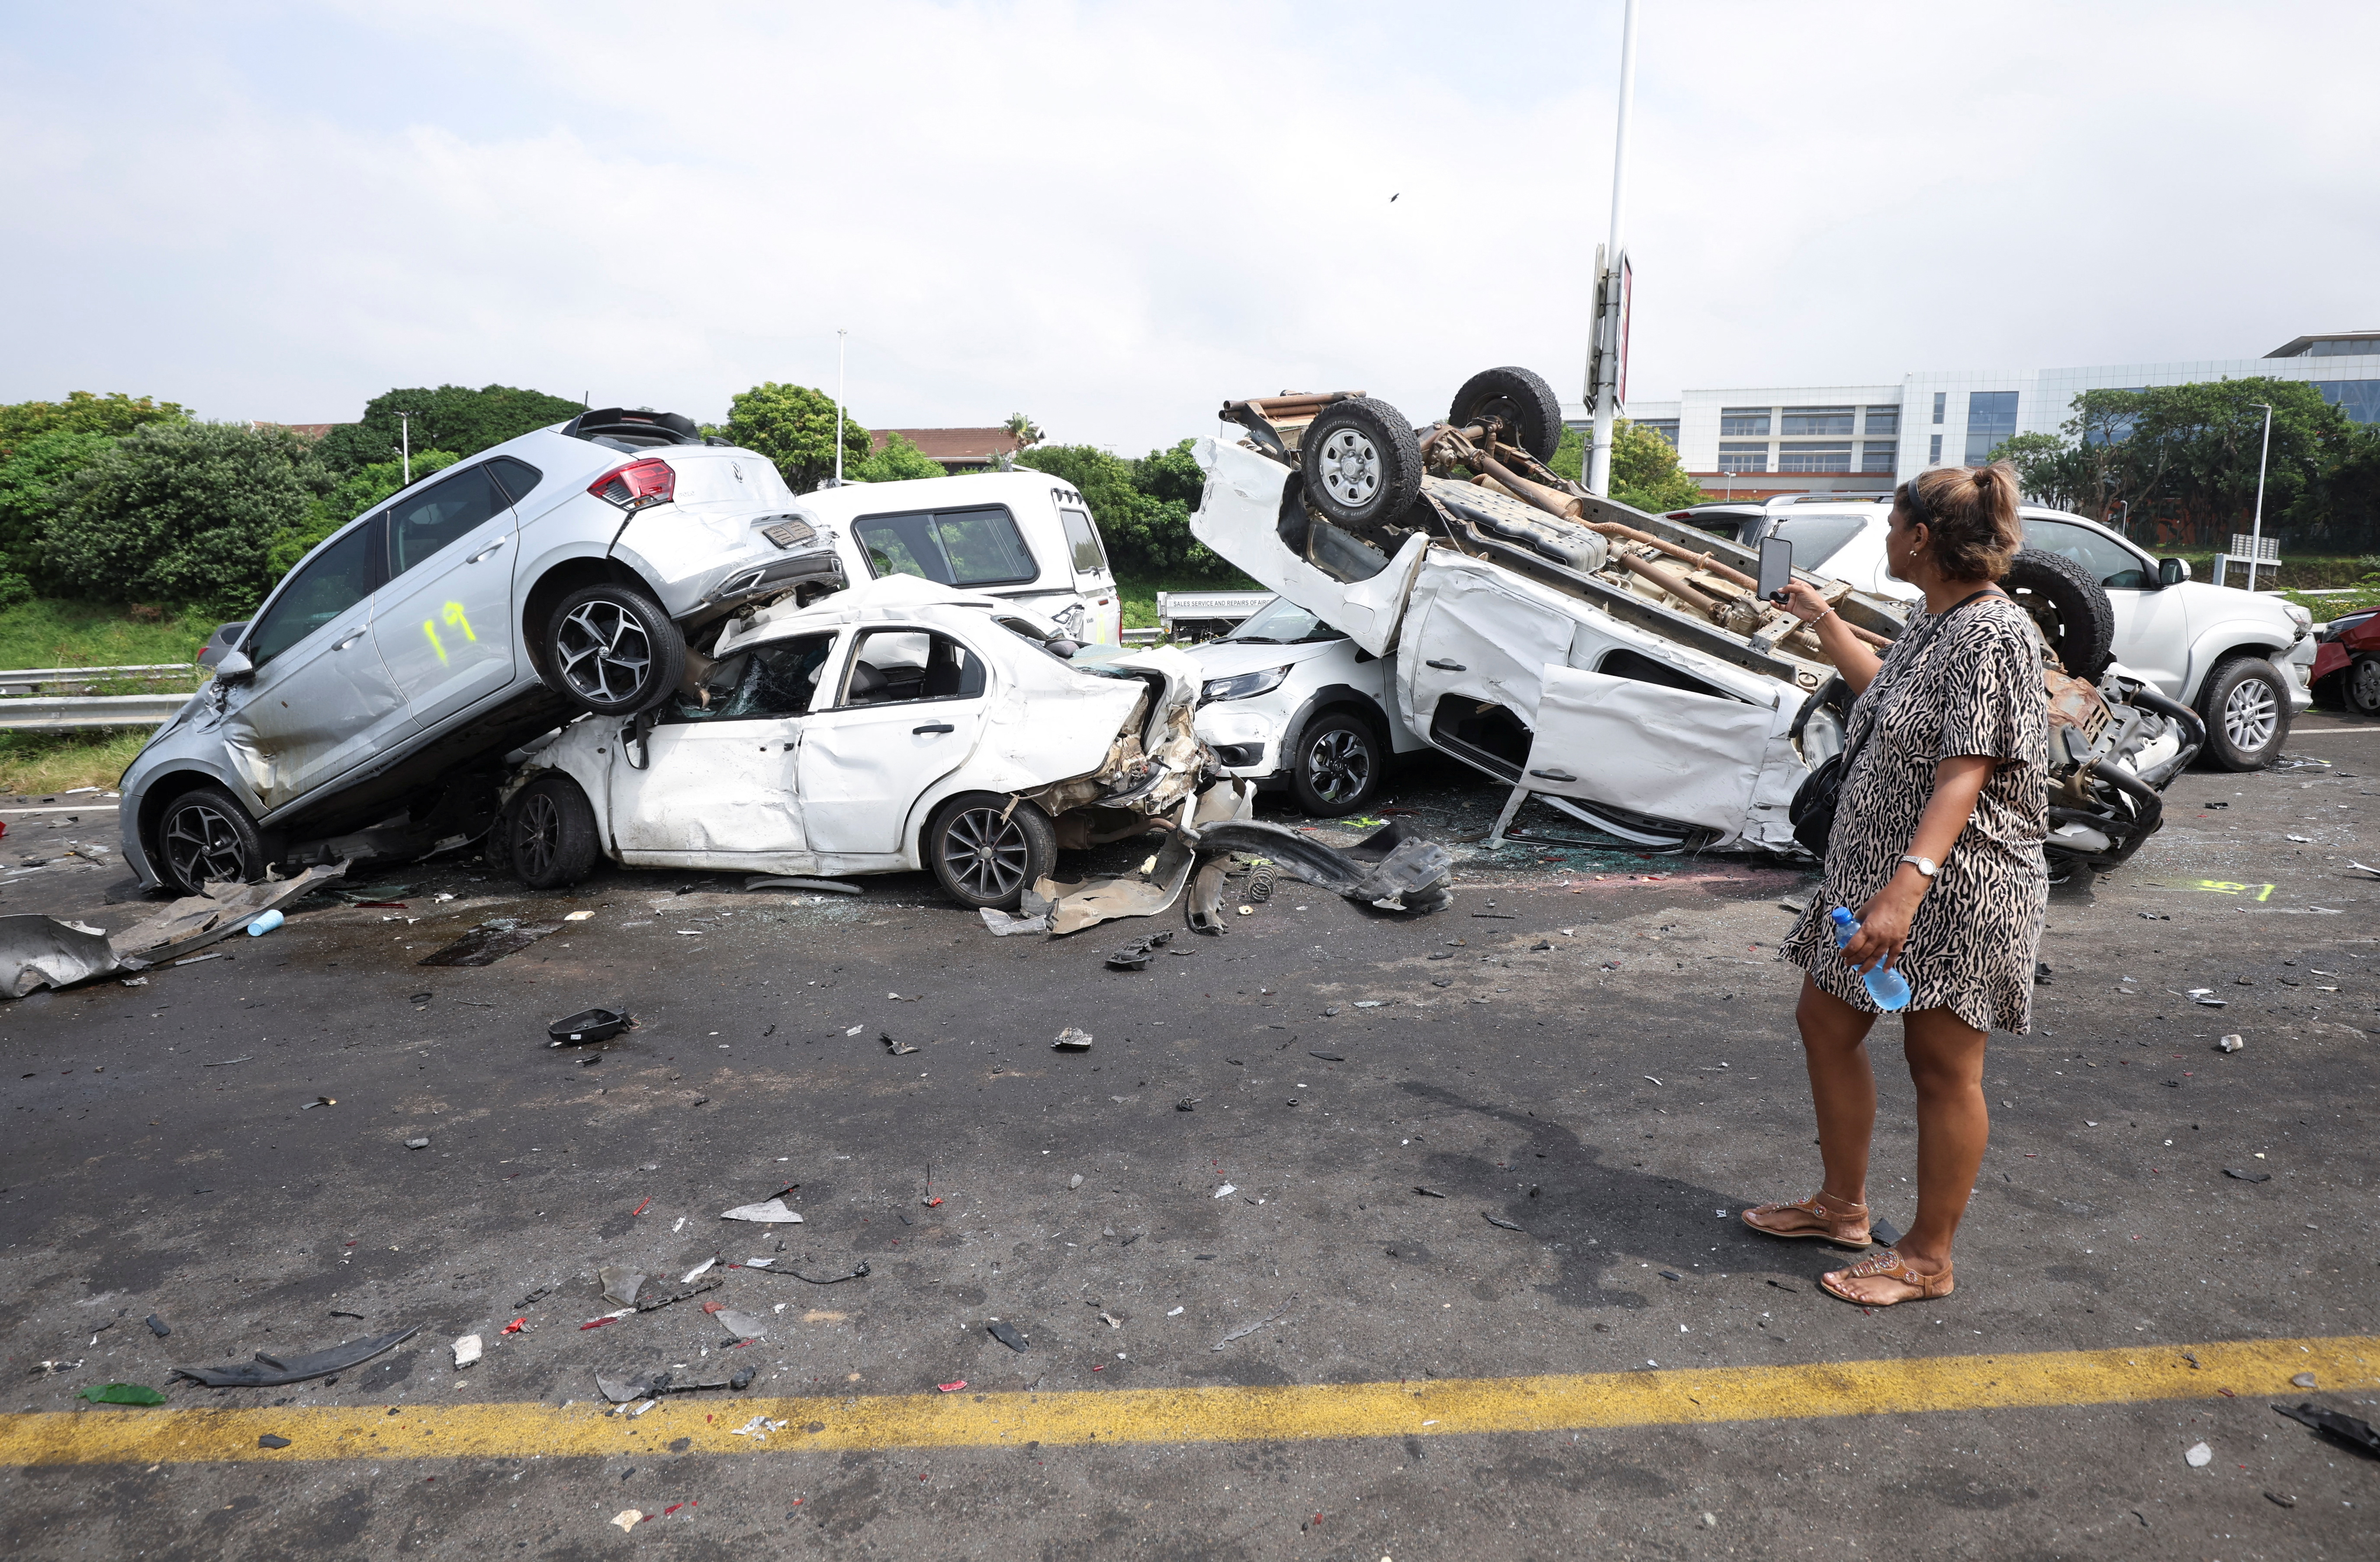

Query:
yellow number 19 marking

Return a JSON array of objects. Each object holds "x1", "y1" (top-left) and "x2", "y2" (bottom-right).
[{"x1": 421, "y1": 603, "x2": 479, "y2": 666}]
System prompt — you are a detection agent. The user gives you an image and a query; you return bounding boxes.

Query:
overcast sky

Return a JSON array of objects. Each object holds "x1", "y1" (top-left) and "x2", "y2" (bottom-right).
[{"x1": 4, "y1": 1, "x2": 2373, "y2": 452}]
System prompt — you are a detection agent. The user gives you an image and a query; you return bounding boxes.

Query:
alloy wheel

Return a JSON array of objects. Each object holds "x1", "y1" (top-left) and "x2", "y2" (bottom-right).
[
  {"x1": 1314, "y1": 427, "x2": 1381, "y2": 509},
  {"x1": 161, "y1": 800, "x2": 250, "y2": 888},
  {"x1": 2351, "y1": 657, "x2": 2380, "y2": 714},
  {"x1": 516, "y1": 792, "x2": 560, "y2": 882},
  {"x1": 2222, "y1": 675, "x2": 2278, "y2": 753},
  {"x1": 940, "y1": 806, "x2": 1032, "y2": 902},
  {"x1": 1305, "y1": 728, "x2": 1374, "y2": 805},
  {"x1": 554, "y1": 599, "x2": 655, "y2": 706}
]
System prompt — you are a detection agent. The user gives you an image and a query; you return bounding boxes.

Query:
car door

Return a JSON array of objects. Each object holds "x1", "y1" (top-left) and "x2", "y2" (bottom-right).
[
  {"x1": 370, "y1": 457, "x2": 534, "y2": 732},
  {"x1": 2021, "y1": 516, "x2": 2184, "y2": 692},
  {"x1": 1395, "y1": 553, "x2": 1577, "y2": 746},
  {"x1": 216, "y1": 515, "x2": 410, "y2": 811},
  {"x1": 797, "y1": 626, "x2": 992, "y2": 856},
  {"x1": 1519, "y1": 665, "x2": 1776, "y2": 831},
  {"x1": 607, "y1": 631, "x2": 839, "y2": 862}
]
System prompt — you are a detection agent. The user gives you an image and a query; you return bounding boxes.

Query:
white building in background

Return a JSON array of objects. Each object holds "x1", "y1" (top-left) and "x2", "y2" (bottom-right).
[{"x1": 1571, "y1": 330, "x2": 2380, "y2": 499}]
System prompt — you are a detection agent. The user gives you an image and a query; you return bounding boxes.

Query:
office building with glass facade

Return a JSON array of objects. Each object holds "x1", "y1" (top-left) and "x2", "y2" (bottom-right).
[{"x1": 1582, "y1": 331, "x2": 2380, "y2": 497}]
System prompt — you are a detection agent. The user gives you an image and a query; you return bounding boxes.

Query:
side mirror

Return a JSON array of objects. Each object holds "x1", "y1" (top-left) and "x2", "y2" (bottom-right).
[
  {"x1": 213, "y1": 651, "x2": 254, "y2": 683},
  {"x1": 2159, "y1": 557, "x2": 2189, "y2": 587}
]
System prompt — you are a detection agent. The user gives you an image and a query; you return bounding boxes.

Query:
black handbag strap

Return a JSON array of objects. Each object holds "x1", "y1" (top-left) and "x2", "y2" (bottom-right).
[{"x1": 1833, "y1": 588, "x2": 2002, "y2": 769}]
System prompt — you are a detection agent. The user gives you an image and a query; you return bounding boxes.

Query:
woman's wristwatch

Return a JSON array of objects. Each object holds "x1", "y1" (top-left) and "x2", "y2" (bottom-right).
[{"x1": 1899, "y1": 854, "x2": 1939, "y2": 879}]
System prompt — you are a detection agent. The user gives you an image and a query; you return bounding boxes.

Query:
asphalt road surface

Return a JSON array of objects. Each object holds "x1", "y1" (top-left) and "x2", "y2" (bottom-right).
[{"x1": 3, "y1": 724, "x2": 2376, "y2": 1559}]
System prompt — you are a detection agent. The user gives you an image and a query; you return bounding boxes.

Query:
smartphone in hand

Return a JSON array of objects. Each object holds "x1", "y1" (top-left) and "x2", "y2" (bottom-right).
[{"x1": 1757, "y1": 536, "x2": 1794, "y2": 603}]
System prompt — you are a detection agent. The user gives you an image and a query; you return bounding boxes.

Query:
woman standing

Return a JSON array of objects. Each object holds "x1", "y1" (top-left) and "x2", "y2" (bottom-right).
[{"x1": 1743, "y1": 463, "x2": 2049, "y2": 1306}]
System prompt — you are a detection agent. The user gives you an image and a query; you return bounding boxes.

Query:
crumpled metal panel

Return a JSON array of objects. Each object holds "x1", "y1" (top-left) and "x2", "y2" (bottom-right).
[
  {"x1": 1523, "y1": 667, "x2": 1777, "y2": 837},
  {"x1": 0, "y1": 915, "x2": 129, "y2": 999}
]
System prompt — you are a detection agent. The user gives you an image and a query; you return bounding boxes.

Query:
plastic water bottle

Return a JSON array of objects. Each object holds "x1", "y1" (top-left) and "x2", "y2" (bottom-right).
[{"x1": 1829, "y1": 906, "x2": 1910, "y2": 1011}]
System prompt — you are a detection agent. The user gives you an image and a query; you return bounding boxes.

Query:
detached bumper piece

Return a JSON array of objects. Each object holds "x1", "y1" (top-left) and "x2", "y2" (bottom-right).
[{"x1": 1193, "y1": 818, "x2": 1454, "y2": 915}]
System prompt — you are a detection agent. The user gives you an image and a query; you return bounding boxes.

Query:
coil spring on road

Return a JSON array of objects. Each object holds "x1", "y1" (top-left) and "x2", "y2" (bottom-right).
[{"x1": 1247, "y1": 863, "x2": 1276, "y2": 903}]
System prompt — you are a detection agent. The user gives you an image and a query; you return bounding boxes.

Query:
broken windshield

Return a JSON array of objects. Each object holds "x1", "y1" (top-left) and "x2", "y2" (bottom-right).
[
  {"x1": 1221, "y1": 597, "x2": 1343, "y2": 646},
  {"x1": 666, "y1": 633, "x2": 836, "y2": 722}
]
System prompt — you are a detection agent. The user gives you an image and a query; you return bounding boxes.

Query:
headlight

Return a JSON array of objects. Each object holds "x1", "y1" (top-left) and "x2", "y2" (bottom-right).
[
  {"x1": 1200, "y1": 665, "x2": 1290, "y2": 702},
  {"x1": 2284, "y1": 602, "x2": 2312, "y2": 640}
]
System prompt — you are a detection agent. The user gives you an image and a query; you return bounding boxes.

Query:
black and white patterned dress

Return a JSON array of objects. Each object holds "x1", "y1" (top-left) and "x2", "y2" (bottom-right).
[{"x1": 1780, "y1": 596, "x2": 2050, "y2": 1034}]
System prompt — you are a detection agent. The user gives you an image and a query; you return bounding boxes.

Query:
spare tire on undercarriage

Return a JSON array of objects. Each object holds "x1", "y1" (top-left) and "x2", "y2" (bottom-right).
[
  {"x1": 2001, "y1": 548, "x2": 2115, "y2": 681},
  {"x1": 1301, "y1": 396, "x2": 1423, "y2": 531},
  {"x1": 1448, "y1": 366, "x2": 1566, "y2": 464}
]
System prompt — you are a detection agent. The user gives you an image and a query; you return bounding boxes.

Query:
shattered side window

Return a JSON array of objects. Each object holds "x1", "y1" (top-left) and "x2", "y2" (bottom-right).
[
  {"x1": 664, "y1": 633, "x2": 836, "y2": 723},
  {"x1": 841, "y1": 629, "x2": 987, "y2": 706},
  {"x1": 854, "y1": 506, "x2": 1037, "y2": 588}
]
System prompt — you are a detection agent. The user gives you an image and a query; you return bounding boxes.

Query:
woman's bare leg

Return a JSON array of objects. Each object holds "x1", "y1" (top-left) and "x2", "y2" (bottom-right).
[
  {"x1": 1795, "y1": 976, "x2": 1881, "y2": 1207},
  {"x1": 1823, "y1": 1006, "x2": 1989, "y2": 1302}
]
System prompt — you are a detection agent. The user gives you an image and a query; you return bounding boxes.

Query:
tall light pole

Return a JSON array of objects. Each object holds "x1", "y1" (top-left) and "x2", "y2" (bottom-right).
[
  {"x1": 396, "y1": 410, "x2": 415, "y2": 485},
  {"x1": 1586, "y1": 0, "x2": 1640, "y2": 498},
  {"x1": 2246, "y1": 401, "x2": 2273, "y2": 591},
  {"x1": 833, "y1": 329, "x2": 849, "y2": 487}
]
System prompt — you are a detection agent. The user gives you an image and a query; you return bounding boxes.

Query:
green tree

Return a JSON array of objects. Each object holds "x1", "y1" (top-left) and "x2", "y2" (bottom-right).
[
  {"x1": 0, "y1": 429, "x2": 121, "y2": 588},
  {"x1": 849, "y1": 432, "x2": 947, "y2": 484},
  {"x1": 0, "y1": 392, "x2": 187, "y2": 465},
  {"x1": 1003, "y1": 412, "x2": 1044, "y2": 452},
  {"x1": 1549, "y1": 420, "x2": 1706, "y2": 513},
  {"x1": 1990, "y1": 431, "x2": 2107, "y2": 515},
  {"x1": 267, "y1": 449, "x2": 462, "y2": 581},
  {"x1": 314, "y1": 384, "x2": 587, "y2": 475},
  {"x1": 1015, "y1": 441, "x2": 1236, "y2": 578},
  {"x1": 45, "y1": 423, "x2": 330, "y2": 614},
  {"x1": 721, "y1": 382, "x2": 871, "y2": 495}
]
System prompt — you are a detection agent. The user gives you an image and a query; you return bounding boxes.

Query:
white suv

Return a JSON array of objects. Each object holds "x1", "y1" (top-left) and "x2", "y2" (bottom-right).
[{"x1": 1762, "y1": 496, "x2": 2314, "y2": 769}]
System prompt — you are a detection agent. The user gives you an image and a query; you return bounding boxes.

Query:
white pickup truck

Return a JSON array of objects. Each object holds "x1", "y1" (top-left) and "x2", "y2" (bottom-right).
[{"x1": 1752, "y1": 496, "x2": 2314, "y2": 769}]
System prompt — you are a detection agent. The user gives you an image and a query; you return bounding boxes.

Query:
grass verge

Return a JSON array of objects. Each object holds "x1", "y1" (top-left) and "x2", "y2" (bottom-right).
[
  {"x1": 1114, "y1": 572, "x2": 1261, "y2": 631},
  {"x1": 0, "y1": 729, "x2": 149, "y2": 797},
  {"x1": 0, "y1": 598, "x2": 217, "y2": 671}
]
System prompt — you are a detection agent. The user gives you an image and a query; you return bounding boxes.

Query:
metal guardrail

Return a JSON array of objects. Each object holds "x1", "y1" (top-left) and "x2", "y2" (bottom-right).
[
  {"x1": 0, "y1": 663, "x2": 203, "y2": 697},
  {"x1": 0, "y1": 692, "x2": 192, "y2": 733}
]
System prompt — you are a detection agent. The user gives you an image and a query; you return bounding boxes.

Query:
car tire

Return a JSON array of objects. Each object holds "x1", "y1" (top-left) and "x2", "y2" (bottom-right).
[
  {"x1": 507, "y1": 774, "x2": 602, "y2": 890},
  {"x1": 154, "y1": 784, "x2": 265, "y2": 895},
  {"x1": 1289, "y1": 709, "x2": 1386, "y2": 817},
  {"x1": 1448, "y1": 366, "x2": 1566, "y2": 464},
  {"x1": 926, "y1": 792, "x2": 1055, "y2": 911},
  {"x1": 544, "y1": 582, "x2": 686, "y2": 716},
  {"x1": 2195, "y1": 654, "x2": 2291, "y2": 770},
  {"x1": 2349, "y1": 653, "x2": 2380, "y2": 716},
  {"x1": 1301, "y1": 397, "x2": 1423, "y2": 533},
  {"x1": 2001, "y1": 548, "x2": 2115, "y2": 682}
]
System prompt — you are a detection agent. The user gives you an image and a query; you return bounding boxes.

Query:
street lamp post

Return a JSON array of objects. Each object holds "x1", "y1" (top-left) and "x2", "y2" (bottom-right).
[
  {"x1": 2246, "y1": 401, "x2": 2273, "y2": 591},
  {"x1": 1721, "y1": 470, "x2": 1736, "y2": 500},
  {"x1": 396, "y1": 410, "x2": 414, "y2": 486},
  {"x1": 1585, "y1": 0, "x2": 1640, "y2": 498},
  {"x1": 833, "y1": 329, "x2": 849, "y2": 488}
]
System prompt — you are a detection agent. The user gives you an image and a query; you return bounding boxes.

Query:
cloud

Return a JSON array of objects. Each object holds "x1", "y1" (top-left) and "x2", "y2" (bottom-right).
[{"x1": 2, "y1": 1, "x2": 2373, "y2": 451}]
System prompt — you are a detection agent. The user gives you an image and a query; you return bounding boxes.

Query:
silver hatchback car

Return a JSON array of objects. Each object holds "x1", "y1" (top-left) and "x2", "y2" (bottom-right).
[{"x1": 121, "y1": 408, "x2": 849, "y2": 894}]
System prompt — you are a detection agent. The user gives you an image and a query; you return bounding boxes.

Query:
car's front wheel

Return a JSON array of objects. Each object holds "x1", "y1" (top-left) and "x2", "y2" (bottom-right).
[
  {"x1": 507, "y1": 774, "x2": 601, "y2": 889},
  {"x1": 1290, "y1": 710, "x2": 1385, "y2": 817},
  {"x1": 544, "y1": 583, "x2": 687, "y2": 716},
  {"x1": 2197, "y1": 655, "x2": 2291, "y2": 770},
  {"x1": 926, "y1": 792, "x2": 1055, "y2": 911},
  {"x1": 2349, "y1": 654, "x2": 2380, "y2": 717},
  {"x1": 155, "y1": 784, "x2": 265, "y2": 895}
]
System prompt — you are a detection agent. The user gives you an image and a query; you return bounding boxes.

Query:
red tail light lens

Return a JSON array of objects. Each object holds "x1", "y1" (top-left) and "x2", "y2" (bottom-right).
[{"x1": 589, "y1": 457, "x2": 676, "y2": 511}]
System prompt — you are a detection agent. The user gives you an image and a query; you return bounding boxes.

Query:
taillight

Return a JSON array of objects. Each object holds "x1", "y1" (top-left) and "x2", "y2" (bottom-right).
[{"x1": 589, "y1": 457, "x2": 675, "y2": 511}]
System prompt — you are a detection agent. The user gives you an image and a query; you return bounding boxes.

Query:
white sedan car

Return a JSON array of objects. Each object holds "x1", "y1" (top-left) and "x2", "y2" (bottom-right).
[
  {"x1": 1185, "y1": 596, "x2": 1426, "y2": 816},
  {"x1": 495, "y1": 577, "x2": 1208, "y2": 908}
]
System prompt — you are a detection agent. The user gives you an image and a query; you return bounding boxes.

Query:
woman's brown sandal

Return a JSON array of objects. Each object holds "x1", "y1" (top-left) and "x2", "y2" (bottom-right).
[
  {"x1": 1819, "y1": 1248, "x2": 1954, "y2": 1306},
  {"x1": 1740, "y1": 1192, "x2": 1872, "y2": 1250}
]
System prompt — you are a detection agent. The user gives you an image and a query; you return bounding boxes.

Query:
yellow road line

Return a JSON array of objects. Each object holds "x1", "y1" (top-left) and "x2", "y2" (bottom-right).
[{"x1": 6, "y1": 1334, "x2": 2370, "y2": 1468}]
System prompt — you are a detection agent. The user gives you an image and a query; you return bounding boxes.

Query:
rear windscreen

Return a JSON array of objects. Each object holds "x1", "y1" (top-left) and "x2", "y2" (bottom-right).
[
  {"x1": 1770, "y1": 513, "x2": 1871, "y2": 570},
  {"x1": 1058, "y1": 507, "x2": 1108, "y2": 575},
  {"x1": 855, "y1": 505, "x2": 1037, "y2": 588}
]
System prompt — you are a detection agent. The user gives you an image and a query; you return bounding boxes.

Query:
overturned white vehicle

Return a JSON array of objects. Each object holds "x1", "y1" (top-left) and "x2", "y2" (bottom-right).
[
  {"x1": 494, "y1": 578, "x2": 1209, "y2": 908},
  {"x1": 1196, "y1": 370, "x2": 2204, "y2": 881}
]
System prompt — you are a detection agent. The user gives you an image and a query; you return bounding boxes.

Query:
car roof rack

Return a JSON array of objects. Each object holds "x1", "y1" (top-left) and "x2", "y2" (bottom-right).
[{"x1": 561, "y1": 407, "x2": 704, "y2": 450}]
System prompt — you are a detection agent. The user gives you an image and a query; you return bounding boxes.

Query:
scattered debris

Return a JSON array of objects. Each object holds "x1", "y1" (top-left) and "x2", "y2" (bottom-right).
[
  {"x1": 612, "y1": 1510, "x2": 644, "y2": 1532},
  {"x1": 746, "y1": 1260, "x2": 869, "y2": 1285},
  {"x1": 257, "y1": 1434, "x2": 292, "y2": 1449},
  {"x1": 938, "y1": 1380, "x2": 967, "y2": 1393},
  {"x1": 595, "y1": 1364, "x2": 756, "y2": 1403},
  {"x1": 76, "y1": 1383, "x2": 167, "y2": 1406},
  {"x1": 1414, "y1": 1187, "x2": 1446, "y2": 1198},
  {"x1": 682, "y1": 1257, "x2": 716, "y2": 1284},
  {"x1": 1175, "y1": 1098, "x2": 1197, "y2": 1111},
  {"x1": 405, "y1": 1137, "x2": 430, "y2": 1150},
  {"x1": 987, "y1": 1321, "x2": 1029, "y2": 1352},
  {"x1": 1213, "y1": 1183, "x2": 1238, "y2": 1199},
  {"x1": 1187, "y1": 863, "x2": 1229, "y2": 935},
  {"x1": 453, "y1": 1335, "x2": 482, "y2": 1369},
  {"x1": 1193, "y1": 819, "x2": 1453, "y2": 914},
  {"x1": 719, "y1": 1198, "x2": 804, "y2": 1224},
  {"x1": 1308, "y1": 1050, "x2": 1343, "y2": 1062},
  {"x1": 1482, "y1": 1213, "x2": 1523, "y2": 1231},
  {"x1": 2222, "y1": 1169, "x2": 2272, "y2": 1182},
  {"x1": 2348, "y1": 860, "x2": 2380, "y2": 880},
  {"x1": 1106, "y1": 931, "x2": 1175, "y2": 970},
  {"x1": 2184, "y1": 1441, "x2": 2212, "y2": 1467},
  {"x1": 547, "y1": 1007, "x2": 630, "y2": 1045},
  {"x1": 979, "y1": 906, "x2": 1050, "y2": 936},
  {"x1": 2272, "y1": 1401, "x2": 2380, "y2": 1456},
  {"x1": 110, "y1": 861, "x2": 348, "y2": 966},
  {"x1": 0, "y1": 915, "x2": 137, "y2": 998},
  {"x1": 300, "y1": 1095, "x2": 336, "y2": 1110},
  {"x1": 145, "y1": 1315, "x2": 170, "y2": 1338},
  {"x1": 172, "y1": 1327, "x2": 419, "y2": 1388},
  {"x1": 881, "y1": 1033, "x2": 920, "y2": 1056},
  {"x1": 715, "y1": 1311, "x2": 770, "y2": 1340},
  {"x1": 1213, "y1": 1298, "x2": 1295, "y2": 1351},
  {"x1": 1067, "y1": 1174, "x2": 1084, "y2": 1191},
  {"x1": 245, "y1": 909, "x2": 284, "y2": 938},
  {"x1": 2292, "y1": 1372, "x2": 2318, "y2": 1389},
  {"x1": 2216, "y1": 1034, "x2": 2243, "y2": 1053},
  {"x1": 2287, "y1": 834, "x2": 2313, "y2": 843},
  {"x1": 1052, "y1": 1027, "x2": 1093, "y2": 1050},
  {"x1": 747, "y1": 875, "x2": 862, "y2": 895},
  {"x1": 2266, "y1": 1491, "x2": 2297, "y2": 1507},
  {"x1": 418, "y1": 919, "x2": 561, "y2": 967}
]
